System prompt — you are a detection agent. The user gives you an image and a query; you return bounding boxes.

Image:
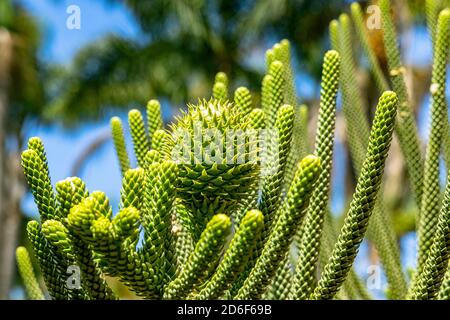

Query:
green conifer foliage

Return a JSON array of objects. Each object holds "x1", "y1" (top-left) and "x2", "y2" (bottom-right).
[
  {"x1": 379, "y1": 0, "x2": 424, "y2": 208},
  {"x1": 17, "y1": 24, "x2": 450, "y2": 300},
  {"x1": 292, "y1": 50, "x2": 340, "y2": 299},
  {"x1": 163, "y1": 214, "x2": 232, "y2": 299},
  {"x1": 409, "y1": 173, "x2": 450, "y2": 299},
  {"x1": 350, "y1": 3, "x2": 389, "y2": 93},
  {"x1": 213, "y1": 72, "x2": 228, "y2": 101},
  {"x1": 331, "y1": 14, "x2": 408, "y2": 299},
  {"x1": 265, "y1": 61, "x2": 285, "y2": 128},
  {"x1": 198, "y1": 210, "x2": 264, "y2": 300},
  {"x1": 128, "y1": 109, "x2": 150, "y2": 168},
  {"x1": 417, "y1": 8, "x2": 450, "y2": 272},
  {"x1": 234, "y1": 87, "x2": 253, "y2": 116},
  {"x1": 110, "y1": 117, "x2": 131, "y2": 176},
  {"x1": 26, "y1": 221, "x2": 71, "y2": 300},
  {"x1": 313, "y1": 91, "x2": 398, "y2": 300},
  {"x1": 16, "y1": 247, "x2": 44, "y2": 300},
  {"x1": 235, "y1": 155, "x2": 321, "y2": 299},
  {"x1": 167, "y1": 99, "x2": 260, "y2": 237},
  {"x1": 146, "y1": 99, "x2": 164, "y2": 143}
]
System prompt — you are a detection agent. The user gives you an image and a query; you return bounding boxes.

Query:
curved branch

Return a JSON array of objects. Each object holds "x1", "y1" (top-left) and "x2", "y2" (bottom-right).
[{"x1": 70, "y1": 130, "x2": 111, "y2": 177}]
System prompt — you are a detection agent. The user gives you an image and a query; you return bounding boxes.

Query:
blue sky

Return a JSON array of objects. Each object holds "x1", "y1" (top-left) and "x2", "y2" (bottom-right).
[
  {"x1": 18, "y1": 0, "x2": 142, "y2": 212},
  {"x1": 18, "y1": 0, "x2": 140, "y2": 63},
  {"x1": 13, "y1": 0, "x2": 448, "y2": 299}
]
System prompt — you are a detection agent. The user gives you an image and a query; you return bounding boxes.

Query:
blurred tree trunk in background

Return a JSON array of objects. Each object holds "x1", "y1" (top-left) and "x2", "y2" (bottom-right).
[
  {"x1": 0, "y1": 1, "x2": 46, "y2": 298},
  {"x1": 0, "y1": 27, "x2": 17, "y2": 300}
]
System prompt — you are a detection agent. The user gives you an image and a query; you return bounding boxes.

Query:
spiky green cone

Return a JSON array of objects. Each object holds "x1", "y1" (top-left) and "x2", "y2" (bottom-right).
[
  {"x1": 312, "y1": 91, "x2": 398, "y2": 300},
  {"x1": 21, "y1": 149, "x2": 58, "y2": 221},
  {"x1": 65, "y1": 191, "x2": 112, "y2": 238},
  {"x1": 119, "y1": 168, "x2": 145, "y2": 210},
  {"x1": 234, "y1": 87, "x2": 253, "y2": 116},
  {"x1": 167, "y1": 99, "x2": 259, "y2": 236},
  {"x1": 409, "y1": 172, "x2": 450, "y2": 299},
  {"x1": 235, "y1": 155, "x2": 322, "y2": 299},
  {"x1": 93, "y1": 191, "x2": 113, "y2": 217},
  {"x1": 89, "y1": 217, "x2": 117, "y2": 269},
  {"x1": 265, "y1": 61, "x2": 285, "y2": 128},
  {"x1": 16, "y1": 247, "x2": 45, "y2": 300},
  {"x1": 198, "y1": 210, "x2": 264, "y2": 300},
  {"x1": 110, "y1": 117, "x2": 131, "y2": 176},
  {"x1": 291, "y1": 50, "x2": 340, "y2": 300},
  {"x1": 147, "y1": 99, "x2": 164, "y2": 144},
  {"x1": 163, "y1": 214, "x2": 232, "y2": 299},
  {"x1": 26, "y1": 221, "x2": 69, "y2": 300},
  {"x1": 417, "y1": 8, "x2": 450, "y2": 272},
  {"x1": 129, "y1": 109, "x2": 150, "y2": 168},
  {"x1": 379, "y1": 0, "x2": 423, "y2": 207}
]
